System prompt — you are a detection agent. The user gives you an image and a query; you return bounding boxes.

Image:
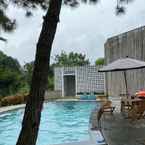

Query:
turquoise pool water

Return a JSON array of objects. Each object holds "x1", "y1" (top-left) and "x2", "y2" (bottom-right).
[{"x1": 0, "y1": 101, "x2": 99, "y2": 145}]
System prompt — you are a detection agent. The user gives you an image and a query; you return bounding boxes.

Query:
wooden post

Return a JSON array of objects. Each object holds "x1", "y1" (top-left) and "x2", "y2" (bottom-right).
[
  {"x1": 105, "y1": 72, "x2": 109, "y2": 98},
  {"x1": 123, "y1": 71, "x2": 128, "y2": 97}
]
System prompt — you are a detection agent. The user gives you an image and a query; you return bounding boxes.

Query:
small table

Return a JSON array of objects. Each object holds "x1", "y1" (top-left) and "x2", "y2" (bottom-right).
[{"x1": 121, "y1": 97, "x2": 145, "y2": 118}]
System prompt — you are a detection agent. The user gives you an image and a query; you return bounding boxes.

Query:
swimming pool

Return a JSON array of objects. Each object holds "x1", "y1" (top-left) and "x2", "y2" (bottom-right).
[{"x1": 0, "y1": 101, "x2": 99, "y2": 145}]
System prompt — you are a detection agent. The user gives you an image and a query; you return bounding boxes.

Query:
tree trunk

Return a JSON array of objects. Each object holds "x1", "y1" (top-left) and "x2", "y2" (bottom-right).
[{"x1": 16, "y1": 0, "x2": 62, "y2": 145}]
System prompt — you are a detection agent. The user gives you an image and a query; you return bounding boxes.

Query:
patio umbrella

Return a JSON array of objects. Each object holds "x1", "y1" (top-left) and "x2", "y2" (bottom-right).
[{"x1": 98, "y1": 57, "x2": 145, "y2": 96}]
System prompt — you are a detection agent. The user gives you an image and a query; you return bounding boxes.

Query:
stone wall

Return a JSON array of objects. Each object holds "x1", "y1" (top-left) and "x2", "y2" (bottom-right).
[
  {"x1": 44, "y1": 90, "x2": 62, "y2": 100},
  {"x1": 105, "y1": 26, "x2": 145, "y2": 97}
]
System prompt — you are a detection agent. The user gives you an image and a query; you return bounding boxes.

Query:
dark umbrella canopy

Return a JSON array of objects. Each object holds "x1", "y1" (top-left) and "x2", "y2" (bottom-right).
[
  {"x1": 99, "y1": 58, "x2": 145, "y2": 72},
  {"x1": 99, "y1": 57, "x2": 145, "y2": 96}
]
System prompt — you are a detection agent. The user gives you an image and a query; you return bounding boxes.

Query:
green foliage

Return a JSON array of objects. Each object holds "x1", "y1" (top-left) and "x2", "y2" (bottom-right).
[
  {"x1": 0, "y1": 0, "x2": 134, "y2": 43},
  {"x1": 23, "y1": 51, "x2": 90, "y2": 91},
  {"x1": 0, "y1": 51, "x2": 26, "y2": 97},
  {"x1": 0, "y1": 8, "x2": 16, "y2": 32},
  {"x1": 1, "y1": 94, "x2": 28, "y2": 106},
  {"x1": 47, "y1": 76, "x2": 54, "y2": 90},
  {"x1": 0, "y1": 0, "x2": 133, "y2": 33},
  {"x1": 53, "y1": 51, "x2": 90, "y2": 66},
  {"x1": 0, "y1": 51, "x2": 21, "y2": 71},
  {"x1": 23, "y1": 61, "x2": 54, "y2": 90},
  {"x1": 23, "y1": 61, "x2": 34, "y2": 87},
  {"x1": 95, "y1": 57, "x2": 104, "y2": 65}
]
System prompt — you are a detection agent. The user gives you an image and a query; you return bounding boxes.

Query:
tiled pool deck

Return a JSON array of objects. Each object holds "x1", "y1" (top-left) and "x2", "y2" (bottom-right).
[
  {"x1": 90, "y1": 97, "x2": 145, "y2": 145},
  {"x1": 101, "y1": 112, "x2": 145, "y2": 145}
]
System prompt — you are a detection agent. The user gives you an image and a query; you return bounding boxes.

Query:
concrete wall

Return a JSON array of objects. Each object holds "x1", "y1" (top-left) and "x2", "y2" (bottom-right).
[{"x1": 105, "y1": 26, "x2": 145, "y2": 97}]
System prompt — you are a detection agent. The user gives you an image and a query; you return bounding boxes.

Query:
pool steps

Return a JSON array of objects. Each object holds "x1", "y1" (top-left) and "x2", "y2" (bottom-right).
[
  {"x1": 89, "y1": 130, "x2": 106, "y2": 145},
  {"x1": 50, "y1": 139, "x2": 106, "y2": 145}
]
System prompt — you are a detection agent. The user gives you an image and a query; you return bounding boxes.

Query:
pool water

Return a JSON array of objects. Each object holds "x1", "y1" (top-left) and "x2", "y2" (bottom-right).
[{"x1": 0, "y1": 101, "x2": 99, "y2": 145}]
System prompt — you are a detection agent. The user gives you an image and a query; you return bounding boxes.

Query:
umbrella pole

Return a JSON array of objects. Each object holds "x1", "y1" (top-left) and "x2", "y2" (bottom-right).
[{"x1": 123, "y1": 71, "x2": 128, "y2": 97}]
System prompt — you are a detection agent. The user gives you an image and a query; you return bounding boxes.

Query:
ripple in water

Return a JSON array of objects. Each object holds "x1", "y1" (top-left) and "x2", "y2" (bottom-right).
[{"x1": 0, "y1": 101, "x2": 98, "y2": 145}]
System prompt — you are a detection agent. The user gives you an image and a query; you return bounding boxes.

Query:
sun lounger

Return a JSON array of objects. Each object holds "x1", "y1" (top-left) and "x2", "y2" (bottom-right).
[
  {"x1": 121, "y1": 95, "x2": 136, "y2": 112},
  {"x1": 96, "y1": 101, "x2": 115, "y2": 129},
  {"x1": 102, "y1": 100, "x2": 115, "y2": 113}
]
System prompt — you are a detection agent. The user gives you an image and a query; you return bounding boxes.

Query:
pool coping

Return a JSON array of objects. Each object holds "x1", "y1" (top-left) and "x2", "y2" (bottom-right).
[
  {"x1": 0, "y1": 99, "x2": 103, "y2": 116},
  {"x1": 50, "y1": 139, "x2": 106, "y2": 145},
  {"x1": 0, "y1": 100, "x2": 101, "y2": 114},
  {"x1": 0, "y1": 104, "x2": 26, "y2": 114},
  {"x1": 55, "y1": 98, "x2": 103, "y2": 102}
]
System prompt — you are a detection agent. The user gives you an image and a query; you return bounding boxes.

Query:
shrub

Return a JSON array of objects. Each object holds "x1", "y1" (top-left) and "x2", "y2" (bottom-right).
[{"x1": 1, "y1": 94, "x2": 28, "y2": 106}]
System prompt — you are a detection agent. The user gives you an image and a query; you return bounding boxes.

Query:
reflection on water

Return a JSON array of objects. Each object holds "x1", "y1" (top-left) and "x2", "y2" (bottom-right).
[{"x1": 58, "y1": 101, "x2": 77, "y2": 110}]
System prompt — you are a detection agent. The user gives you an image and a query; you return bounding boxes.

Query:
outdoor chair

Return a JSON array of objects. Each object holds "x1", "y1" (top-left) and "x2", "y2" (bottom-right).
[
  {"x1": 96, "y1": 100, "x2": 115, "y2": 129},
  {"x1": 102, "y1": 100, "x2": 115, "y2": 113}
]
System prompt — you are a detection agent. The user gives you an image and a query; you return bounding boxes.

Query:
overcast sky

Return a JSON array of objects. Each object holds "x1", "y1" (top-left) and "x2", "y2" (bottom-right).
[{"x1": 0, "y1": 0, "x2": 145, "y2": 65}]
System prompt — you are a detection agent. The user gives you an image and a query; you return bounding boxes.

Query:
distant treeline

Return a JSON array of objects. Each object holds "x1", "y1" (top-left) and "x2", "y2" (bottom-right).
[
  {"x1": 0, "y1": 50, "x2": 104, "y2": 98},
  {"x1": 0, "y1": 50, "x2": 55, "y2": 98}
]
